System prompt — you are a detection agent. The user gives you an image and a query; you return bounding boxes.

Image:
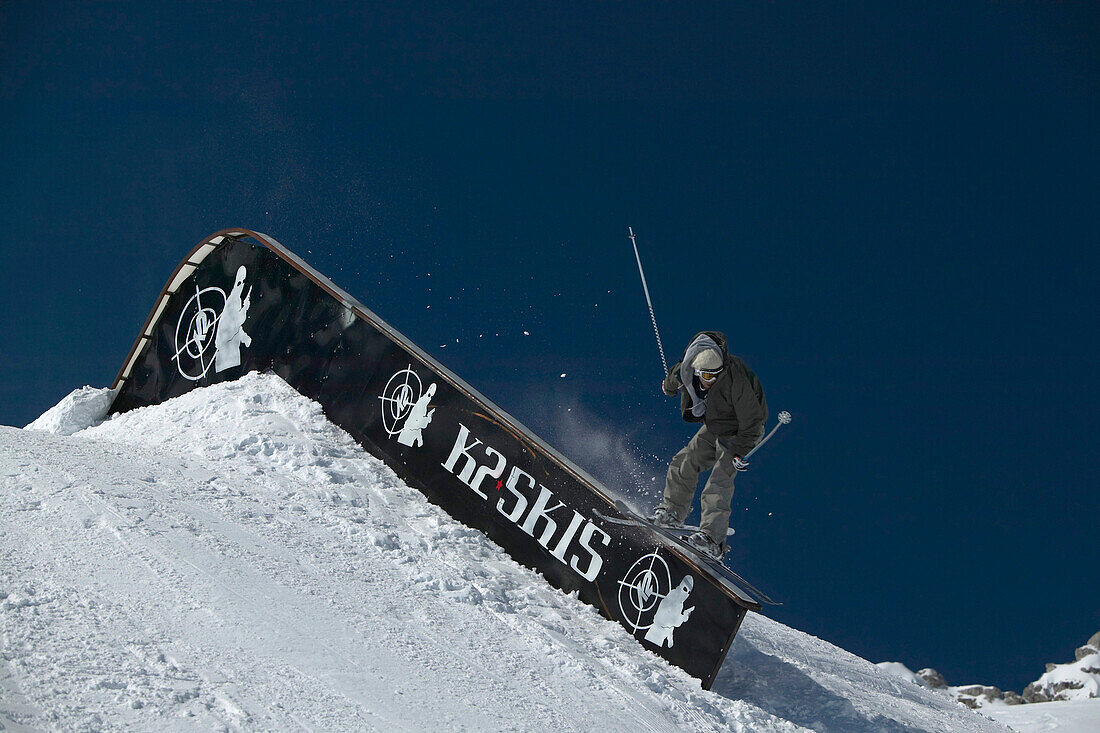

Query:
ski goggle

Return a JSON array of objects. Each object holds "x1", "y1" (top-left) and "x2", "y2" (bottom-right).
[{"x1": 696, "y1": 368, "x2": 723, "y2": 381}]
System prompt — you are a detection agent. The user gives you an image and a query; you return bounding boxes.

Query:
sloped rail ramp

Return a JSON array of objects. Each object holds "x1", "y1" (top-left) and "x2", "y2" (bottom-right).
[{"x1": 109, "y1": 228, "x2": 763, "y2": 688}]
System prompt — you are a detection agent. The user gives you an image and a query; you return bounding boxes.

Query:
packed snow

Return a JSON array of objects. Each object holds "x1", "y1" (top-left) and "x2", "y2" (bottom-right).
[
  {"x1": 0, "y1": 372, "x2": 1081, "y2": 730},
  {"x1": 985, "y1": 700, "x2": 1100, "y2": 733}
]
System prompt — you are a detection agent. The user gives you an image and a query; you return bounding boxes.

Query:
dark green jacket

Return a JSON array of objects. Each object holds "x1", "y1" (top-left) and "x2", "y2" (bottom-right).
[{"x1": 663, "y1": 331, "x2": 768, "y2": 458}]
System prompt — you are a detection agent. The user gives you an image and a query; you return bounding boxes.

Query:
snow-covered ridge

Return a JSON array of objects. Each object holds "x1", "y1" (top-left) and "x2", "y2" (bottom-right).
[
  {"x1": 4, "y1": 374, "x2": 1011, "y2": 730},
  {"x1": 1024, "y1": 633, "x2": 1100, "y2": 704},
  {"x1": 877, "y1": 663, "x2": 1026, "y2": 709},
  {"x1": 878, "y1": 634, "x2": 1100, "y2": 732},
  {"x1": 878, "y1": 631, "x2": 1100, "y2": 708}
]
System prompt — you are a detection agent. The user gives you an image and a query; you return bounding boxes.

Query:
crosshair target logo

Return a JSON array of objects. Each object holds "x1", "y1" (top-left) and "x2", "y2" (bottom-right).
[
  {"x1": 380, "y1": 366, "x2": 425, "y2": 437},
  {"x1": 618, "y1": 551, "x2": 673, "y2": 633},
  {"x1": 172, "y1": 267, "x2": 252, "y2": 382},
  {"x1": 173, "y1": 284, "x2": 228, "y2": 381}
]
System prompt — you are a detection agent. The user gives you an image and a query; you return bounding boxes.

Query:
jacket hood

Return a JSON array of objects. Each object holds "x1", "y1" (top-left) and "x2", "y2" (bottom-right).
[{"x1": 680, "y1": 332, "x2": 729, "y2": 418}]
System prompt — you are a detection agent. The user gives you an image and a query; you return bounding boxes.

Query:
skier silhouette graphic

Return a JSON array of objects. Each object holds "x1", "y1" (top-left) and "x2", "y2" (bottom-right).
[
  {"x1": 214, "y1": 265, "x2": 252, "y2": 373},
  {"x1": 644, "y1": 575, "x2": 695, "y2": 648},
  {"x1": 397, "y1": 383, "x2": 436, "y2": 447}
]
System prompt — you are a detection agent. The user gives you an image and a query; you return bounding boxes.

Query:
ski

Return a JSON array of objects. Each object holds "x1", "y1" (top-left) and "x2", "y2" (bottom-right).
[
  {"x1": 592, "y1": 511, "x2": 734, "y2": 537},
  {"x1": 598, "y1": 499, "x2": 780, "y2": 606}
]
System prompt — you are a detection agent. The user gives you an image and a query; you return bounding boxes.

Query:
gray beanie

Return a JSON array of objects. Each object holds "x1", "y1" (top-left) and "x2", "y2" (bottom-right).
[
  {"x1": 691, "y1": 349, "x2": 723, "y2": 372},
  {"x1": 681, "y1": 333, "x2": 725, "y2": 417}
]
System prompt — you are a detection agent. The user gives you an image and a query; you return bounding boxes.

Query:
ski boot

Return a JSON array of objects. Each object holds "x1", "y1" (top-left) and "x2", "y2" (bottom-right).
[{"x1": 686, "y1": 531, "x2": 726, "y2": 560}]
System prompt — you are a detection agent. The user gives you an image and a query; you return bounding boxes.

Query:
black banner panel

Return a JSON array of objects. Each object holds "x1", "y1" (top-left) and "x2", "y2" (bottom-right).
[{"x1": 110, "y1": 230, "x2": 758, "y2": 688}]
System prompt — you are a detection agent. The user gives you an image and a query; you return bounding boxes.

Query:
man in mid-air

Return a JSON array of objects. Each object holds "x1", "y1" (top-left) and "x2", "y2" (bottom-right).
[{"x1": 650, "y1": 331, "x2": 768, "y2": 559}]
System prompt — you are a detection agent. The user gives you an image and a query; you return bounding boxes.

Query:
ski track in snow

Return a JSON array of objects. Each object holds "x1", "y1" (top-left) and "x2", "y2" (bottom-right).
[{"x1": 2, "y1": 373, "x2": 1011, "y2": 731}]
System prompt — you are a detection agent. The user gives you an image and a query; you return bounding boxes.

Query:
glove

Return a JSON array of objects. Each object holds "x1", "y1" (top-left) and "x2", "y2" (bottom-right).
[
  {"x1": 662, "y1": 381, "x2": 678, "y2": 397},
  {"x1": 732, "y1": 456, "x2": 750, "y2": 472}
]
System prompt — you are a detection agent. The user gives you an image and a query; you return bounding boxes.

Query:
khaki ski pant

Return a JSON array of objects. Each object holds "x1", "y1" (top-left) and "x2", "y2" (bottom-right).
[{"x1": 660, "y1": 425, "x2": 737, "y2": 545}]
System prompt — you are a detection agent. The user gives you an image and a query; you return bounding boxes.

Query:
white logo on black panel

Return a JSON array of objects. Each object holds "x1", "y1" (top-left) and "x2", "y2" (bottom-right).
[
  {"x1": 380, "y1": 366, "x2": 437, "y2": 447},
  {"x1": 173, "y1": 265, "x2": 253, "y2": 381},
  {"x1": 618, "y1": 552, "x2": 695, "y2": 649}
]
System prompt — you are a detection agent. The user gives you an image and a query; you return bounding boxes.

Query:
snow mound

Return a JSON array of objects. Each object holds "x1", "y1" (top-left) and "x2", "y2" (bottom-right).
[
  {"x1": 80, "y1": 371, "x2": 374, "y2": 498},
  {"x1": 23, "y1": 385, "x2": 116, "y2": 435},
  {"x1": 877, "y1": 662, "x2": 925, "y2": 688},
  {"x1": 2, "y1": 373, "x2": 1010, "y2": 731}
]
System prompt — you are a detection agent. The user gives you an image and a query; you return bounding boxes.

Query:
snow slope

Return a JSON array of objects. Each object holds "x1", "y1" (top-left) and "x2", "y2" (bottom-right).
[{"x1": 3, "y1": 373, "x2": 1010, "y2": 731}]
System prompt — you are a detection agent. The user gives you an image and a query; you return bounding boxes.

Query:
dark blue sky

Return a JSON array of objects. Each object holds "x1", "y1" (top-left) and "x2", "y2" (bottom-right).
[{"x1": 2, "y1": 2, "x2": 1097, "y2": 692}]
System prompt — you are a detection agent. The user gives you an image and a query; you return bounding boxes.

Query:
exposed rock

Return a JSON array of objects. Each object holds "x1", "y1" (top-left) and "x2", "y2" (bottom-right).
[
  {"x1": 1022, "y1": 682, "x2": 1050, "y2": 704},
  {"x1": 1002, "y1": 691, "x2": 1026, "y2": 705},
  {"x1": 953, "y1": 684, "x2": 1005, "y2": 709},
  {"x1": 1077, "y1": 645, "x2": 1099, "y2": 662},
  {"x1": 1089, "y1": 630, "x2": 1100, "y2": 649},
  {"x1": 1050, "y1": 680, "x2": 1085, "y2": 695},
  {"x1": 917, "y1": 668, "x2": 947, "y2": 689}
]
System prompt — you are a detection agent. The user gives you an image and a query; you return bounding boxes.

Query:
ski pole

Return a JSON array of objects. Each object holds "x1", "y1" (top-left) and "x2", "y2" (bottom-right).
[
  {"x1": 743, "y1": 411, "x2": 792, "y2": 460},
  {"x1": 628, "y1": 227, "x2": 668, "y2": 377}
]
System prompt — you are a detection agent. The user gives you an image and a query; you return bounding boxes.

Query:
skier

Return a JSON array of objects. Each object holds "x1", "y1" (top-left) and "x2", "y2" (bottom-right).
[{"x1": 651, "y1": 331, "x2": 767, "y2": 559}]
